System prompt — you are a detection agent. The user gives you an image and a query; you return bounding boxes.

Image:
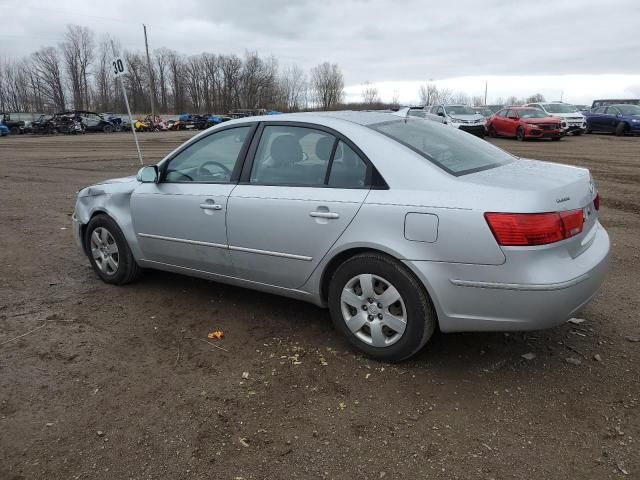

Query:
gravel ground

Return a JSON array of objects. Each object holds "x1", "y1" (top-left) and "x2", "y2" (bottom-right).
[{"x1": 0, "y1": 131, "x2": 638, "y2": 479}]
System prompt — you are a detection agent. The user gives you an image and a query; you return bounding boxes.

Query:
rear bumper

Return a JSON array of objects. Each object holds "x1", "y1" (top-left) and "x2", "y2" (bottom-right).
[{"x1": 406, "y1": 223, "x2": 610, "y2": 332}]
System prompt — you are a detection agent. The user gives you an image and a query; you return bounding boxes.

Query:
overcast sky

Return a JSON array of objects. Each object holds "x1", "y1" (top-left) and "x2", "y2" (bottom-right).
[{"x1": 1, "y1": 0, "x2": 639, "y2": 104}]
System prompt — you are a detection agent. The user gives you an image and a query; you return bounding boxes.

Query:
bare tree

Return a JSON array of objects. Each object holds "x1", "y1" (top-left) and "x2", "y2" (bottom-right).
[
  {"x1": 418, "y1": 82, "x2": 439, "y2": 106},
  {"x1": 451, "y1": 91, "x2": 471, "y2": 105},
  {"x1": 279, "y1": 64, "x2": 306, "y2": 111},
  {"x1": 471, "y1": 95, "x2": 484, "y2": 107},
  {"x1": 526, "y1": 93, "x2": 545, "y2": 103},
  {"x1": 31, "y1": 47, "x2": 66, "y2": 111},
  {"x1": 310, "y1": 62, "x2": 344, "y2": 110},
  {"x1": 361, "y1": 81, "x2": 379, "y2": 104},
  {"x1": 391, "y1": 89, "x2": 400, "y2": 108},
  {"x1": 61, "y1": 24, "x2": 95, "y2": 110}
]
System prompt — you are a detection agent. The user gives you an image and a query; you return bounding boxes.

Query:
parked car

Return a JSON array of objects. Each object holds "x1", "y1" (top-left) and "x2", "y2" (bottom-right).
[
  {"x1": 584, "y1": 104, "x2": 640, "y2": 136},
  {"x1": 31, "y1": 114, "x2": 57, "y2": 135},
  {"x1": 0, "y1": 123, "x2": 9, "y2": 136},
  {"x1": 473, "y1": 106, "x2": 495, "y2": 119},
  {"x1": 406, "y1": 107, "x2": 445, "y2": 123},
  {"x1": 525, "y1": 102, "x2": 586, "y2": 135},
  {"x1": 487, "y1": 107, "x2": 563, "y2": 141},
  {"x1": 0, "y1": 113, "x2": 26, "y2": 135},
  {"x1": 428, "y1": 104, "x2": 486, "y2": 137},
  {"x1": 72, "y1": 111, "x2": 608, "y2": 361},
  {"x1": 591, "y1": 99, "x2": 640, "y2": 109}
]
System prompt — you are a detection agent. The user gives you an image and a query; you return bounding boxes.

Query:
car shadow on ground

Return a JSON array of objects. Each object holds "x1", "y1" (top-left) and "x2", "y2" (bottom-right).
[{"x1": 130, "y1": 269, "x2": 579, "y2": 375}]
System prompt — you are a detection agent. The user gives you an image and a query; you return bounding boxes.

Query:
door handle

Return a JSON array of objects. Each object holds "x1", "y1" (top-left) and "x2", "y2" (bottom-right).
[
  {"x1": 200, "y1": 203, "x2": 222, "y2": 210},
  {"x1": 309, "y1": 211, "x2": 339, "y2": 219}
]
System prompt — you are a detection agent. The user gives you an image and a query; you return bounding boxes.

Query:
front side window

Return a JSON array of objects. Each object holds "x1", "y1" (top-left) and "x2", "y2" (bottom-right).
[
  {"x1": 497, "y1": 109, "x2": 508, "y2": 117},
  {"x1": 164, "y1": 126, "x2": 251, "y2": 182},
  {"x1": 250, "y1": 125, "x2": 334, "y2": 186},
  {"x1": 616, "y1": 105, "x2": 640, "y2": 115},
  {"x1": 370, "y1": 118, "x2": 514, "y2": 176}
]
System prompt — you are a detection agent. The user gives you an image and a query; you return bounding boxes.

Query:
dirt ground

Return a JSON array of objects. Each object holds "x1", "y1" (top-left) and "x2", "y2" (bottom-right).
[{"x1": 1, "y1": 131, "x2": 638, "y2": 480}]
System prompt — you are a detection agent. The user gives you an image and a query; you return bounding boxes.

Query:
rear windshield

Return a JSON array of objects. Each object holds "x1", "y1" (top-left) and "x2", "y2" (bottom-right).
[
  {"x1": 542, "y1": 103, "x2": 578, "y2": 113},
  {"x1": 370, "y1": 118, "x2": 514, "y2": 176}
]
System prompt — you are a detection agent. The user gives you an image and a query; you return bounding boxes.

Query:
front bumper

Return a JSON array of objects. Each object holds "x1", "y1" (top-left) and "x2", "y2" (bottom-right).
[
  {"x1": 561, "y1": 120, "x2": 587, "y2": 134},
  {"x1": 453, "y1": 124, "x2": 485, "y2": 136},
  {"x1": 406, "y1": 223, "x2": 610, "y2": 332},
  {"x1": 72, "y1": 213, "x2": 85, "y2": 252}
]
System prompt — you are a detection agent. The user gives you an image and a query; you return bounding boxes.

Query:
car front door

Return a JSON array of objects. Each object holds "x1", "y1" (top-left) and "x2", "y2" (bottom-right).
[
  {"x1": 227, "y1": 123, "x2": 371, "y2": 289},
  {"x1": 604, "y1": 107, "x2": 620, "y2": 132},
  {"x1": 503, "y1": 109, "x2": 519, "y2": 137},
  {"x1": 130, "y1": 124, "x2": 254, "y2": 275}
]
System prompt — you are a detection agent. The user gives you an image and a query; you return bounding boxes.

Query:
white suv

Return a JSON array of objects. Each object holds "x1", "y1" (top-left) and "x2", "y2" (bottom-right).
[{"x1": 525, "y1": 102, "x2": 587, "y2": 135}]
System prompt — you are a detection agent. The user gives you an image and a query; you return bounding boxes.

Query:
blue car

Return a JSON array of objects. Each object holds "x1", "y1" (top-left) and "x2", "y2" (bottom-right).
[
  {"x1": 585, "y1": 104, "x2": 640, "y2": 136},
  {"x1": 0, "y1": 123, "x2": 9, "y2": 136}
]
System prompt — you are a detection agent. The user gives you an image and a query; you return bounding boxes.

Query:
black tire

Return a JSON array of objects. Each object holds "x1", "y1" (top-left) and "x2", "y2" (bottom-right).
[
  {"x1": 488, "y1": 125, "x2": 497, "y2": 138},
  {"x1": 84, "y1": 214, "x2": 142, "y2": 285},
  {"x1": 516, "y1": 127, "x2": 525, "y2": 141},
  {"x1": 9, "y1": 126, "x2": 19, "y2": 135},
  {"x1": 328, "y1": 252, "x2": 437, "y2": 362},
  {"x1": 102, "y1": 124, "x2": 114, "y2": 133},
  {"x1": 615, "y1": 122, "x2": 627, "y2": 137}
]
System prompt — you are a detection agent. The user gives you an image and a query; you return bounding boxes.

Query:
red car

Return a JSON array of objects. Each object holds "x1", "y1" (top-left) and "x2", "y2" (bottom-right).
[{"x1": 487, "y1": 107, "x2": 562, "y2": 141}]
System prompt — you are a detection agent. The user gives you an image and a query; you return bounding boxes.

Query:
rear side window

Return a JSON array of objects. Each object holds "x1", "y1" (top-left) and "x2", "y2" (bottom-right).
[
  {"x1": 328, "y1": 141, "x2": 367, "y2": 188},
  {"x1": 250, "y1": 125, "x2": 334, "y2": 186},
  {"x1": 370, "y1": 118, "x2": 514, "y2": 176}
]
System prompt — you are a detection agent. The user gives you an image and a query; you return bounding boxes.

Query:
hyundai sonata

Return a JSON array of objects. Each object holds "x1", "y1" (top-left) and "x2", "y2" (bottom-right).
[{"x1": 73, "y1": 111, "x2": 609, "y2": 361}]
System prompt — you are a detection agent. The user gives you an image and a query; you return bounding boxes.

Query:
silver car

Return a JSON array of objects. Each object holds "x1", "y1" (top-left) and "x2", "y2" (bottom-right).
[{"x1": 72, "y1": 111, "x2": 609, "y2": 361}]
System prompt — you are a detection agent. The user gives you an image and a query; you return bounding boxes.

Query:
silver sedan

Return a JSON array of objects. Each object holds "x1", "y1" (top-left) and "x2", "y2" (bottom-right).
[{"x1": 72, "y1": 111, "x2": 609, "y2": 361}]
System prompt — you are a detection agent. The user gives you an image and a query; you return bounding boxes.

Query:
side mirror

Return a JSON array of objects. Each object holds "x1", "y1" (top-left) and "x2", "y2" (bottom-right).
[
  {"x1": 437, "y1": 112, "x2": 444, "y2": 117},
  {"x1": 137, "y1": 165, "x2": 159, "y2": 183}
]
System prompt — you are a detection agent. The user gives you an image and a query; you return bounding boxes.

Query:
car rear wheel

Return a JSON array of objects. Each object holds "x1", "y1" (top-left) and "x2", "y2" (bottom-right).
[
  {"x1": 103, "y1": 124, "x2": 114, "y2": 133},
  {"x1": 516, "y1": 127, "x2": 525, "y2": 141},
  {"x1": 85, "y1": 214, "x2": 141, "y2": 285},
  {"x1": 615, "y1": 122, "x2": 628, "y2": 136},
  {"x1": 328, "y1": 253, "x2": 437, "y2": 362}
]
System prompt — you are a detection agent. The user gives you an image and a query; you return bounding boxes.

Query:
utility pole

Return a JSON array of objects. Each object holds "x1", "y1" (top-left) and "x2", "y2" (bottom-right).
[
  {"x1": 143, "y1": 24, "x2": 156, "y2": 118},
  {"x1": 484, "y1": 80, "x2": 488, "y2": 105},
  {"x1": 111, "y1": 40, "x2": 143, "y2": 165}
]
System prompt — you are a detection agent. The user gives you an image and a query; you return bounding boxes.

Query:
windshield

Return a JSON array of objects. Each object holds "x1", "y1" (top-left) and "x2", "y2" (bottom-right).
[
  {"x1": 445, "y1": 105, "x2": 477, "y2": 115},
  {"x1": 518, "y1": 109, "x2": 548, "y2": 119},
  {"x1": 408, "y1": 110, "x2": 426, "y2": 118},
  {"x1": 542, "y1": 103, "x2": 578, "y2": 113},
  {"x1": 616, "y1": 105, "x2": 640, "y2": 115},
  {"x1": 369, "y1": 118, "x2": 514, "y2": 176},
  {"x1": 476, "y1": 108, "x2": 493, "y2": 117}
]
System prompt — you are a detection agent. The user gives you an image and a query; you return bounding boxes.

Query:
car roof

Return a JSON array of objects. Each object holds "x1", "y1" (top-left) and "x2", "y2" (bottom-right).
[{"x1": 222, "y1": 110, "x2": 400, "y2": 127}]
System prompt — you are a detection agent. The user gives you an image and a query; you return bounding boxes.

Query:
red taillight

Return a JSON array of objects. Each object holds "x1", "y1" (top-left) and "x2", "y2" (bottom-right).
[
  {"x1": 593, "y1": 192, "x2": 600, "y2": 210},
  {"x1": 485, "y1": 210, "x2": 584, "y2": 246}
]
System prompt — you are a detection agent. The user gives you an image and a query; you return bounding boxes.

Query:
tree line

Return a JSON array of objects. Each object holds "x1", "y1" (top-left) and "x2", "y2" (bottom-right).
[
  {"x1": 418, "y1": 81, "x2": 546, "y2": 107},
  {"x1": 0, "y1": 24, "x2": 347, "y2": 114}
]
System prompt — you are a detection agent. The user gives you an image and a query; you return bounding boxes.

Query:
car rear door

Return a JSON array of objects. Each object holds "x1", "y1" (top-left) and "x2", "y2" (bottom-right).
[
  {"x1": 604, "y1": 107, "x2": 620, "y2": 132},
  {"x1": 130, "y1": 124, "x2": 255, "y2": 275},
  {"x1": 227, "y1": 123, "x2": 371, "y2": 289}
]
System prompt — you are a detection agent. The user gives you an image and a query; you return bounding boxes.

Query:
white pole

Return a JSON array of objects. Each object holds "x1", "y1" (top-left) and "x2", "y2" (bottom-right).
[{"x1": 111, "y1": 41, "x2": 143, "y2": 166}]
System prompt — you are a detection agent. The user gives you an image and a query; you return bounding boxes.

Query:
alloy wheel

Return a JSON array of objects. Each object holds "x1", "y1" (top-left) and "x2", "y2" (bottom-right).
[
  {"x1": 340, "y1": 274, "x2": 407, "y2": 347},
  {"x1": 90, "y1": 227, "x2": 119, "y2": 276}
]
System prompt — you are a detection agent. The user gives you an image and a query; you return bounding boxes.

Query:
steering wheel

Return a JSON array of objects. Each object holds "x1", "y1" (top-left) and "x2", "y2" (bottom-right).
[{"x1": 198, "y1": 161, "x2": 231, "y2": 177}]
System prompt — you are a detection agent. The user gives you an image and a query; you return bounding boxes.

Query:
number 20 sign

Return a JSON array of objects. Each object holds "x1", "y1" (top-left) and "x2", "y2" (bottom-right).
[{"x1": 111, "y1": 57, "x2": 128, "y2": 78}]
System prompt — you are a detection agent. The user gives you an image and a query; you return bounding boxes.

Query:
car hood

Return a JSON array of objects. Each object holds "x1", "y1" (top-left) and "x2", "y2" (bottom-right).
[
  {"x1": 523, "y1": 118, "x2": 559, "y2": 124},
  {"x1": 545, "y1": 111, "x2": 583, "y2": 119},
  {"x1": 449, "y1": 114, "x2": 484, "y2": 122},
  {"x1": 78, "y1": 175, "x2": 137, "y2": 197}
]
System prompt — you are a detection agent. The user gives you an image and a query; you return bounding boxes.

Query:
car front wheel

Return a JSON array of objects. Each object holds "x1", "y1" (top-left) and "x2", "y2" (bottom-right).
[
  {"x1": 328, "y1": 253, "x2": 437, "y2": 362},
  {"x1": 85, "y1": 214, "x2": 141, "y2": 285}
]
